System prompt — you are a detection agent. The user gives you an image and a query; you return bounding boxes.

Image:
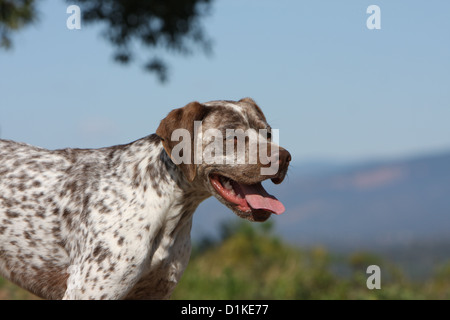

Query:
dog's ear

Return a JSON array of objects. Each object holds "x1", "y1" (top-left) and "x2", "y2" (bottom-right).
[
  {"x1": 239, "y1": 97, "x2": 257, "y2": 105},
  {"x1": 239, "y1": 97, "x2": 267, "y2": 122},
  {"x1": 156, "y1": 101, "x2": 208, "y2": 182}
]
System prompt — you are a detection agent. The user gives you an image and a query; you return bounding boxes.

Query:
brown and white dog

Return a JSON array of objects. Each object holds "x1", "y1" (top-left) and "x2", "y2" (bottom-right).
[{"x1": 0, "y1": 98, "x2": 291, "y2": 299}]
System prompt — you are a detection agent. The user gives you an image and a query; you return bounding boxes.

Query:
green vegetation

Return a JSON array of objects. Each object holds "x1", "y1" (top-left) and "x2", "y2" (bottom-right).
[
  {"x1": 0, "y1": 0, "x2": 212, "y2": 81},
  {"x1": 172, "y1": 221, "x2": 450, "y2": 300},
  {"x1": 0, "y1": 277, "x2": 38, "y2": 300},
  {"x1": 0, "y1": 0, "x2": 36, "y2": 49},
  {"x1": 1, "y1": 221, "x2": 449, "y2": 300}
]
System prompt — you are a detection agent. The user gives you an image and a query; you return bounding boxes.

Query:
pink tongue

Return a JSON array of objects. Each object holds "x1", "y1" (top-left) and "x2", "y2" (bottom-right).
[{"x1": 235, "y1": 182, "x2": 285, "y2": 215}]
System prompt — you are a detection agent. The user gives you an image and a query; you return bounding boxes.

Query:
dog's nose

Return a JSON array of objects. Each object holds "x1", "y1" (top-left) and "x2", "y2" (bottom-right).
[
  {"x1": 268, "y1": 147, "x2": 291, "y2": 165},
  {"x1": 269, "y1": 147, "x2": 291, "y2": 184},
  {"x1": 279, "y1": 148, "x2": 291, "y2": 167}
]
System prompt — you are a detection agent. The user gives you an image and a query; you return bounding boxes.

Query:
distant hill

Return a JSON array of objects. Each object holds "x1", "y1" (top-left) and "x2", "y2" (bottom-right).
[{"x1": 192, "y1": 150, "x2": 450, "y2": 251}]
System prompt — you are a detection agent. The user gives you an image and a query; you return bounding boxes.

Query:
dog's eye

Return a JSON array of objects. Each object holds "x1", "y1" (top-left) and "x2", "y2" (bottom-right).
[{"x1": 260, "y1": 127, "x2": 272, "y2": 140}]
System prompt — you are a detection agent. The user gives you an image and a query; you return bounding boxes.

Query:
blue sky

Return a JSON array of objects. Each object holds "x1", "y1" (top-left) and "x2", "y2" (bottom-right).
[{"x1": 1, "y1": 0, "x2": 450, "y2": 166}]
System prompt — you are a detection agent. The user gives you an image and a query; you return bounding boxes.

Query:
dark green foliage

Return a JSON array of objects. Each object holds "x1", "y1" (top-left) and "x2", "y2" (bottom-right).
[
  {"x1": 0, "y1": 0, "x2": 37, "y2": 49},
  {"x1": 0, "y1": 0, "x2": 213, "y2": 81},
  {"x1": 69, "y1": 0, "x2": 212, "y2": 82}
]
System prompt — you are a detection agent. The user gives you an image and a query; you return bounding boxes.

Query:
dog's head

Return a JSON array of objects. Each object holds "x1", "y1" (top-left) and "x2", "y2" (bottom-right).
[{"x1": 156, "y1": 98, "x2": 291, "y2": 222}]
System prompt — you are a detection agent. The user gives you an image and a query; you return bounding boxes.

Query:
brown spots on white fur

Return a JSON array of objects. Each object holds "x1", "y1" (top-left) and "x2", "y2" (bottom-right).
[{"x1": 0, "y1": 98, "x2": 290, "y2": 300}]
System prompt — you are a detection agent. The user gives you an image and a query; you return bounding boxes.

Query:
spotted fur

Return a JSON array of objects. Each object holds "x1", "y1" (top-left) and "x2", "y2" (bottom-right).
[{"x1": 0, "y1": 98, "x2": 291, "y2": 300}]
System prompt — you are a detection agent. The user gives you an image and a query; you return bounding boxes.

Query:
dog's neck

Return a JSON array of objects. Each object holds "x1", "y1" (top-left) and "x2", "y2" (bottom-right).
[{"x1": 117, "y1": 134, "x2": 209, "y2": 239}]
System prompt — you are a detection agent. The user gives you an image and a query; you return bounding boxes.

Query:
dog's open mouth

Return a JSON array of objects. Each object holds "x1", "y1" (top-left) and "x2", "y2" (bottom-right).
[{"x1": 209, "y1": 174, "x2": 285, "y2": 220}]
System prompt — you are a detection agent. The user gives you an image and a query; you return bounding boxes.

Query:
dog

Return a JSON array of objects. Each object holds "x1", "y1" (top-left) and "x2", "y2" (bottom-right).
[{"x1": 0, "y1": 98, "x2": 291, "y2": 300}]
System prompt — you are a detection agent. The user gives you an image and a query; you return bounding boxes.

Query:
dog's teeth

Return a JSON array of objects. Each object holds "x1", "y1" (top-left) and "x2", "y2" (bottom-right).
[
  {"x1": 220, "y1": 177, "x2": 239, "y2": 197},
  {"x1": 223, "y1": 179, "x2": 233, "y2": 191}
]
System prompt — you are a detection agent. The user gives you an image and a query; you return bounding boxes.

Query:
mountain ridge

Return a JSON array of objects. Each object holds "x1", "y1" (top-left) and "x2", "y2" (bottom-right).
[{"x1": 192, "y1": 149, "x2": 450, "y2": 251}]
